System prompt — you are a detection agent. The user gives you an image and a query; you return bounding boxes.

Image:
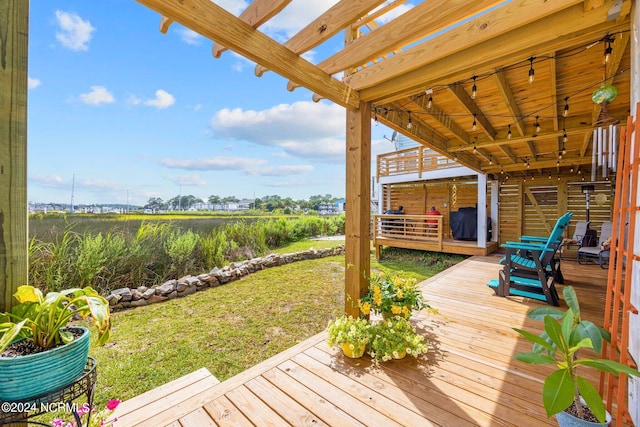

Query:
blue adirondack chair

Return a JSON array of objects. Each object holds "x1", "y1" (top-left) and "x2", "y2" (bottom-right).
[{"x1": 489, "y1": 212, "x2": 574, "y2": 306}]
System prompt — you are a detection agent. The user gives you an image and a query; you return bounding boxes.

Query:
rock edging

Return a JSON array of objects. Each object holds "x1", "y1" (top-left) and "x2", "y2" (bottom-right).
[{"x1": 106, "y1": 245, "x2": 345, "y2": 311}]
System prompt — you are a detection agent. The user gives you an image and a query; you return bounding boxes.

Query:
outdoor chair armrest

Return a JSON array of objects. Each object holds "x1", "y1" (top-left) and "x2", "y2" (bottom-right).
[
  {"x1": 519, "y1": 235, "x2": 548, "y2": 243},
  {"x1": 501, "y1": 242, "x2": 554, "y2": 252}
]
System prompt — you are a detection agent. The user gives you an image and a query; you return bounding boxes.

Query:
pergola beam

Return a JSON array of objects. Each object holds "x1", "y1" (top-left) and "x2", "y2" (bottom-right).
[
  {"x1": 136, "y1": 0, "x2": 360, "y2": 109},
  {"x1": 255, "y1": 0, "x2": 388, "y2": 77},
  {"x1": 493, "y1": 70, "x2": 525, "y2": 136},
  {"x1": 346, "y1": 0, "x2": 583, "y2": 90},
  {"x1": 212, "y1": 0, "x2": 293, "y2": 58},
  {"x1": 360, "y1": 5, "x2": 626, "y2": 103},
  {"x1": 448, "y1": 83, "x2": 497, "y2": 140}
]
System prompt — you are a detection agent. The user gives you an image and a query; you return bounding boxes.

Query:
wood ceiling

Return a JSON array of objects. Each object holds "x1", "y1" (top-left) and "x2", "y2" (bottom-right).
[{"x1": 136, "y1": 0, "x2": 632, "y2": 178}]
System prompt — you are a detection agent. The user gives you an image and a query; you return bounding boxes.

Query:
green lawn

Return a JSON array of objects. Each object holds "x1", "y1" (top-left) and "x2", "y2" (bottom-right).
[{"x1": 80, "y1": 241, "x2": 465, "y2": 409}]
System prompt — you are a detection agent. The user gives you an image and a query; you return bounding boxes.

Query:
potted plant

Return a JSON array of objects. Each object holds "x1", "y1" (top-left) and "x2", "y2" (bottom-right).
[
  {"x1": 513, "y1": 286, "x2": 639, "y2": 426},
  {"x1": 0, "y1": 285, "x2": 112, "y2": 401},
  {"x1": 368, "y1": 316, "x2": 428, "y2": 364},
  {"x1": 325, "y1": 315, "x2": 371, "y2": 358},
  {"x1": 359, "y1": 271, "x2": 434, "y2": 319}
]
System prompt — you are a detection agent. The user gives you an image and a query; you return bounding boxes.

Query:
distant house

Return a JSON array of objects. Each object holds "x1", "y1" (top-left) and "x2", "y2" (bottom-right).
[
  {"x1": 238, "y1": 199, "x2": 255, "y2": 210},
  {"x1": 317, "y1": 202, "x2": 338, "y2": 215},
  {"x1": 334, "y1": 199, "x2": 346, "y2": 213}
]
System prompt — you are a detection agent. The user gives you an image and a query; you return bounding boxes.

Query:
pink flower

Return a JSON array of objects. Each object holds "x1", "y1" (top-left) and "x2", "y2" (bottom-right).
[{"x1": 106, "y1": 399, "x2": 121, "y2": 411}]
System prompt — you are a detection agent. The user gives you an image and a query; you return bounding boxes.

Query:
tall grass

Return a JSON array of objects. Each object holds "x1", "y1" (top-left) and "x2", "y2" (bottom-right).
[{"x1": 28, "y1": 215, "x2": 345, "y2": 294}]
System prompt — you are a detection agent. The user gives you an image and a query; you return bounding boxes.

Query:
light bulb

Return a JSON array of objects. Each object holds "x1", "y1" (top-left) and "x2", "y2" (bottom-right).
[
  {"x1": 528, "y1": 57, "x2": 535, "y2": 84},
  {"x1": 604, "y1": 43, "x2": 613, "y2": 64},
  {"x1": 507, "y1": 124, "x2": 512, "y2": 139},
  {"x1": 407, "y1": 112, "x2": 412, "y2": 129},
  {"x1": 563, "y1": 98, "x2": 569, "y2": 117},
  {"x1": 471, "y1": 76, "x2": 477, "y2": 100},
  {"x1": 473, "y1": 145, "x2": 477, "y2": 154},
  {"x1": 472, "y1": 121, "x2": 477, "y2": 131},
  {"x1": 535, "y1": 116, "x2": 541, "y2": 132},
  {"x1": 427, "y1": 96, "x2": 433, "y2": 109}
]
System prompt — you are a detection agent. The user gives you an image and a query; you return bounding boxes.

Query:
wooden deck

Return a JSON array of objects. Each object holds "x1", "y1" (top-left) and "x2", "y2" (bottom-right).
[{"x1": 112, "y1": 256, "x2": 610, "y2": 427}]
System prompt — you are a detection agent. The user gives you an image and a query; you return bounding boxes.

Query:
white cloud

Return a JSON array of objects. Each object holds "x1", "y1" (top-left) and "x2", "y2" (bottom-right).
[
  {"x1": 54, "y1": 11, "x2": 95, "y2": 51},
  {"x1": 178, "y1": 28, "x2": 203, "y2": 45},
  {"x1": 126, "y1": 95, "x2": 142, "y2": 106},
  {"x1": 211, "y1": 101, "x2": 346, "y2": 162},
  {"x1": 144, "y1": 90, "x2": 175, "y2": 109},
  {"x1": 28, "y1": 77, "x2": 41, "y2": 89},
  {"x1": 161, "y1": 156, "x2": 266, "y2": 171},
  {"x1": 161, "y1": 156, "x2": 312, "y2": 177},
  {"x1": 189, "y1": 104, "x2": 203, "y2": 112},
  {"x1": 29, "y1": 175, "x2": 65, "y2": 188},
  {"x1": 250, "y1": 165, "x2": 313, "y2": 176},
  {"x1": 168, "y1": 174, "x2": 207, "y2": 186},
  {"x1": 216, "y1": 0, "x2": 248, "y2": 15},
  {"x1": 79, "y1": 86, "x2": 115, "y2": 105}
]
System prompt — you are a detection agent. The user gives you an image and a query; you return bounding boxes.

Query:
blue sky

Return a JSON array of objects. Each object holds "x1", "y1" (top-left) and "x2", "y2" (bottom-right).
[{"x1": 27, "y1": 0, "x2": 399, "y2": 206}]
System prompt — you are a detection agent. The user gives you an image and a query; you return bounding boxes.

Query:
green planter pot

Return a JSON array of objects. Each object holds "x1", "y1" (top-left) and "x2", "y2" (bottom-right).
[{"x1": 0, "y1": 326, "x2": 90, "y2": 401}]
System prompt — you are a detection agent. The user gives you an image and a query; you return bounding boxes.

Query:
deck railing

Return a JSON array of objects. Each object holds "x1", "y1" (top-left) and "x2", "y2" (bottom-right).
[
  {"x1": 373, "y1": 214, "x2": 443, "y2": 248},
  {"x1": 377, "y1": 147, "x2": 459, "y2": 180}
]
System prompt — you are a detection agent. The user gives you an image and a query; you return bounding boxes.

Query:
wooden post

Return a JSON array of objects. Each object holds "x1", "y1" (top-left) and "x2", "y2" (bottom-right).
[
  {"x1": 345, "y1": 101, "x2": 371, "y2": 317},
  {"x1": 0, "y1": 0, "x2": 29, "y2": 313}
]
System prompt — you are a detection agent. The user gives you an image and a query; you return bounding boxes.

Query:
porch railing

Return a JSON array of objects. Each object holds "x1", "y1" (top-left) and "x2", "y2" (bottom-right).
[
  {"x1": 373, "y1": 214, "x2": 443, "y2": 248},
  {"x1": 377, "y1": 147, "x2": 458, "y2": 180}
]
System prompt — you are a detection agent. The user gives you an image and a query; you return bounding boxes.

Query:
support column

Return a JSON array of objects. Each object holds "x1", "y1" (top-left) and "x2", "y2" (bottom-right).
[
  {"x1": 345, "y1": 101, "x2": 371, "y2": 317},
  {"x1": 0, "y1": 0, "x2": 29, "y2": 313},
  {"x1": 476, "y1": 173, "x2": 487, "y2": 248},
  {"x1": 490, "y1": 180, "x2": 499, "y2": 242}
]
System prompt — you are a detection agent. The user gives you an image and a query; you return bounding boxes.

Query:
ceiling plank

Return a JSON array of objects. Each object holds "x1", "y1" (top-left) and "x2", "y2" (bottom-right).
[
  {"x1": 360, "y1": 4, "x2": 625, "y2": 103},
  {"x1": 547, "y1": 53, "x2": 559, "y2": 131},
  {"x1": 318, "y1": 0, "x2": 499, "y2": 76},
  {"x1": 255, "y1": 0, "x2": 388, "y2": 76},
  {"x1": 492, "y1": 70, "x2": 525, "y2": 136},
  {"x1": 212, "y1": 0, "x2": 293, "y2": 58},
  {"x1": 412, "y1": 95, "x2": 470, "y2": 144},
  {"x1": 345, "y1": 0, "x2": 583, "y2": 90},
  {"x1": 580, "y1": 129, "x2": 593, "y2": 157},
  {"x1": 526, "y1": 140, "x2": 537, "y2": 158},
  {"x1": 136, "y1": 0, "x2": 360, "y2": 109},
  {"x1": 499, "y1": 145, "x2": 518, "y2": 164},
  {"x1": 448, "y1": 83, "x2": 497, "y2": 140}
]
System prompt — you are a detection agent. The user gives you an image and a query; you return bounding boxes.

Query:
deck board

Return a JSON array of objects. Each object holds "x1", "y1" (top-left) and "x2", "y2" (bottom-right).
[{"x1": 114, "y1": 255, "x2": 610, "y2": 426}]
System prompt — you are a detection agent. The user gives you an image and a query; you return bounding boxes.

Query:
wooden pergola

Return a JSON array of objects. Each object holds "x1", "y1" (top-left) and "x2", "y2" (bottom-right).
[{"x1": 1, "y1": 0, "x2": 636, "y2": 317}]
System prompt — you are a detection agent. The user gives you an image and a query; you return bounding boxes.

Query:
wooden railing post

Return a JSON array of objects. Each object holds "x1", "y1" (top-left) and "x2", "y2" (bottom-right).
[{"x1": 0, "y1": 0, "x2": 29, "y2": 313}]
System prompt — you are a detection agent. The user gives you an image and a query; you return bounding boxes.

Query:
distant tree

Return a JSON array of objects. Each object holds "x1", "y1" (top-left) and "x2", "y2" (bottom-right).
[
  {"x1": 208, "y1": 195, "x2": 221, "y2": 205},
  {"x1": 144, "y1": 197, "x2": 164, "y2": 210},
  {"x1": 221, "y1": 196, "x2": 239, "y2": 203}
]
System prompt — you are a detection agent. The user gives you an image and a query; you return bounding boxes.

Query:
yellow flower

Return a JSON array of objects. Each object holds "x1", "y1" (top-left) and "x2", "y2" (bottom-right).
[
  {"x1": 391, "y1": 305, "x2": 402, "y2": 314},
  {"x1": 374, "y1": 294, "x2": 383, "y2": 306},
  {"x1": 360, "y1": 302, "x2": 371, "y2": 315},
  {"x1": 396, "y1": 289, "x2": 403, "y2": 299},
  {"x1": 402, "y1": 306, "x2": 409, "y2": 316}
]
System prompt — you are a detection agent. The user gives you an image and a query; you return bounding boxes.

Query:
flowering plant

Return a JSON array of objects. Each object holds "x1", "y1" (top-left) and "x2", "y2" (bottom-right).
[
  {"x1": 51, "y1": 399, "x2": 120, "y2": 427},
  {"x1": 368, "y1": 317, "x2": 428, "y2": 363},
  {"x1": 325, "y1": 315, "x2": 371, "y2": 349},
  {"x1": 358, "y1": 271, "x2": 433, "y2": 318}
]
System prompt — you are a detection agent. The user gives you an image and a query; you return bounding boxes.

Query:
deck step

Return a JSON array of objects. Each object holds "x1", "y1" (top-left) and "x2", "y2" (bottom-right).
[{"x1": 110, "y1": 368, "x2": 220, "y2": 427}]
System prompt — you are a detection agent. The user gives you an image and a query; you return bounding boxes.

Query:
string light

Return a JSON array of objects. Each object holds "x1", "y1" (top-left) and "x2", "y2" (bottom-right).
[
  {"x1": 535, "y1": 116, "x2": 541, "y2": 132},
  {"x1": 407, "y1": 111, "x2": 412, "y2": 129},
  {"x1": 507, "y1": 124, "x2": 512, "y2": 139},
  {"x1": 489, "y1": 156, "x2": 493, "y2": 165},
  {"x1": 531, "y1": 175, "x2": 535, "y2": 181},
  {"x1": 528, "y1": 57, "x2": 535, "y2": 84},
  {"x1": 562, "y1": 145, "x2": 567, "y2": 156},
  {"x1": 548, "y1": 173, "x2": 552, "y2": 179},
  {"x1": 500, "y1": 167, "x2": 504, "y2": 175},
  {"x1": 563, "y1": 129, "x2": 568, "y2": 143},
  {"x1": 473, "y1": 144, "x2": 477, "y2": 154},
  {"x1": 472, "y1": 113, "x2": 477, "y2": 131},
  {"x1": 453, "y1": 153, "x2": 458, "y2": 161},
  {"x1": 471, "y1": 75, "x2": 477, "y2": 100},
  {"x1": 427, "y1": 96, "x2": 433, "y2": 109},
  {"x1": 570, "y1": 166, "x2": 574, "y2": 173},
  {"x1": 563, "y1": 97, "x2": 570, "y2": 117},
  {"x1": 603, "y1": 35, "x2": 613, "y2": 64}
]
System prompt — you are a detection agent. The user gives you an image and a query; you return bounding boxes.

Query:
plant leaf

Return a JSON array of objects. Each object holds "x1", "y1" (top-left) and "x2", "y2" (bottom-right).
[
  {"x1": 561, "y1": 309, "x2": 574, "y2": 346},
  {"x1": 0, "y1": 319, "x2": 28, "y2": 353},
  {"x1": 514, "y1": 352, "x2": 556, "y2": 364},
  {"x1": 576, "y1": 320, "x2": 604, "y2": 353},
  {"x1": 576, "y1": 376, "x2": 607, "y2": 424},
  {"x1": 13, "y1": 286, "x2": 43, "y2": 304},
  {"x1": 543, "y1": 315, "x2": 565, "y2": 350},
  {"x1": 562, "y1": 286, "x2": 580, "y2": 316},
  {"x1": 543, "y1": 369, "x2": 575, "y2": 417},
  {"x1": 580, "y1": 359, "x2": 640, "y2": 377},
  {"x1": 513, "y1": 328, "x2": 555, "y2": 352},
  {"x1": 527, "y1": 306, "x2": 564, "y2": 320}
]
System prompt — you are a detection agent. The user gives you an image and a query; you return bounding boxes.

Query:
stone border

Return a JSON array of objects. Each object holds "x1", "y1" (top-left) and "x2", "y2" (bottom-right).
[{"x1": 106, "y1": 245, "x2": 345, "y2": 311}]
